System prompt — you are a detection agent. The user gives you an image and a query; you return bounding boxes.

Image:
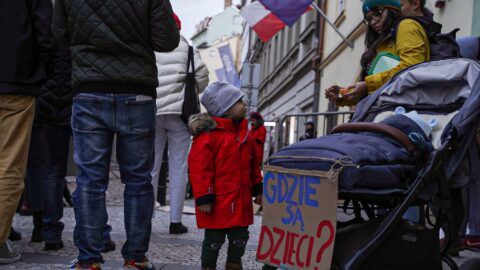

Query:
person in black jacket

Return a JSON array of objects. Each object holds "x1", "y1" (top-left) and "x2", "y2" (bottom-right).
[
  {"x1": 0, "y1": 0, "x2": 54, "y2": 264},
  {"x1": 37, "y1": 43, "x2": 116, "y2": 253},
  {"x1": 52, "y1": 1, "x2": 180, "y2": 269},
  {"x1": 299, "y1": 121, "x2": 317, "y2": 141}
]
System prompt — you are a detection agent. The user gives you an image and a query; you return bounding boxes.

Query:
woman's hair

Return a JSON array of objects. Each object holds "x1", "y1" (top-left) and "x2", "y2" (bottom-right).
[{"x1": 360, "y1": 8, "x2": 402, "y2": 79}]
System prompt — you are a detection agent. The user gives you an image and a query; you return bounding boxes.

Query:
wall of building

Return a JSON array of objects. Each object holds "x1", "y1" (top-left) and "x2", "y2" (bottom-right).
[
  {"x1": 252, "y1": 10, "x2": 317, "y2": 120},
  {"x1": 192, "y1": 7, "x2": 244, "y2": 48},
  {"x1": 198, "y1": 36, "x2": 242, "y2": 83},
  {"x1": 426, "y1": 0, "x2": 474, "y2": 37}
]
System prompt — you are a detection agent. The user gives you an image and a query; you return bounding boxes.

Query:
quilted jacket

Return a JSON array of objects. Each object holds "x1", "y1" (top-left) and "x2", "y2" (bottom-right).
[
  {"x1": 154, "y1": 36, "x2": 209, "y2": 115},
  {"x1": 37, "y1": 43, "x2": 73, "y2": 125},
  {"x1": 52, "y1": 0, "x2": 180, "y2": 98}
]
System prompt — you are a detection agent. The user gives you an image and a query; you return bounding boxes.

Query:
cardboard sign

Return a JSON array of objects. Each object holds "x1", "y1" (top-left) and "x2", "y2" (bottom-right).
[{"x1": 257, "y1": 166, "x2": 338, "y2": 270}]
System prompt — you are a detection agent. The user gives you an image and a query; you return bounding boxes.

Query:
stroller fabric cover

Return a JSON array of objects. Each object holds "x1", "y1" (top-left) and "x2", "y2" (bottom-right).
[{"x1": 270, "y1": 114, "x2": 433, "y2": 191}]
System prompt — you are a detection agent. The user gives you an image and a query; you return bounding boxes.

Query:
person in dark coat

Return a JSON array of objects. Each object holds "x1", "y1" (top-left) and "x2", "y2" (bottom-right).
[
  {"x1": 0, "y1": 0, "x2": 54, "y2": 264},
  {"x1": 299, "y1": 121, "x2": 317, "y2": 141},
  {"x1": 37, "y1": 43, "x2": 115, "y2": 252},
  {"x1": 52, "y1": 0, "x2": 180, "y2": 269}
]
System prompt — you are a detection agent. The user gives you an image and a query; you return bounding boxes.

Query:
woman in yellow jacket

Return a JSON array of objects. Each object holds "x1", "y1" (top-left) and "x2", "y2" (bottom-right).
[{"x1": 325, "y1": 0, "x2": 430, "y2": 106}]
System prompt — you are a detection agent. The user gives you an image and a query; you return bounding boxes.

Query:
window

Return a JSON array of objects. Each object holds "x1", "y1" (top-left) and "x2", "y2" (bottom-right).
[
  {"x1": 337, "y1": 0, "x2": 345, "y2": 17},
  {"x1": 335, "y1": 0, "x2": 346, "y2": 27},
  {"x1": 272, "y1": 36, "x2": 278, "y2": 67}
]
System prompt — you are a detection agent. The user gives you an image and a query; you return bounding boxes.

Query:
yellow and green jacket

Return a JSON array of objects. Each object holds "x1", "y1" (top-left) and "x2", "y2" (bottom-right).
[{"x1": 365, "y1": 18, "x2": 430, "y2": 92}]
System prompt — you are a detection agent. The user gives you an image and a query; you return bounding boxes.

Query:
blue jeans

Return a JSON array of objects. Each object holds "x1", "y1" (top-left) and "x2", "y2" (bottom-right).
[{"x1": 71, "y1": 93, "x2": 155, "y2": 263}]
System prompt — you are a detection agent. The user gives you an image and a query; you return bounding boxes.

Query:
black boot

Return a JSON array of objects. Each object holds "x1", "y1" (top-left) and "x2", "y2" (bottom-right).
[
  {"x1": 31, "y1": 211, "x2": 44, "y2": 242},
  {"x1": 169, "y1": 222, "x2": 188, "y2": 234},
  {"x1": 8, "y1": 227, "x2": 22, "y2": 242}
]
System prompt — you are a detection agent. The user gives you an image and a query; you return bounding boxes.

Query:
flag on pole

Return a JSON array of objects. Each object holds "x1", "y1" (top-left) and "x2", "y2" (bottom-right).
[
  {"x1": 259, "y1": 0, "x2": 313, "y2": 27},
  {"x1": 240, "y1": 2, "x2": 287, "y2": 42}
]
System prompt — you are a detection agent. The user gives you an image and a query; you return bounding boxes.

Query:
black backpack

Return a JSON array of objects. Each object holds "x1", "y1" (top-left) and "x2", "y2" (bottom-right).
[{"x1": 394, "y1": 16, "x2": 460, "y2": 61}]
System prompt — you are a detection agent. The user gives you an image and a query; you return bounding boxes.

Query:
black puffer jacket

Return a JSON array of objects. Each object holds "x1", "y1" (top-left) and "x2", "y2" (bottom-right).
[
  {"x1": 37, "y1": 43, "x2": 73, "y2": 125},
  {"x1": 52, "y1": 0, "x2": 180, "y2": 98}
]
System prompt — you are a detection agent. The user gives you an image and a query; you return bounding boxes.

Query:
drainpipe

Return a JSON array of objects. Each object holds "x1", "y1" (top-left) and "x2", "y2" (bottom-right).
[{"x1": 312, "y1": 0, "x2": 327, "y2": 125}]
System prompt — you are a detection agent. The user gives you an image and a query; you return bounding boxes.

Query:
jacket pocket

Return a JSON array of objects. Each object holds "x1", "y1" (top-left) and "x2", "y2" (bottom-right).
[
  {"x1": 215, "y1": 183, "x2": 239, "y2": 213},
  {"x1": 124, "y1": 100, "x2": 155, "y2": 135},
  {"x1": 72, "y1": 96, "x2": 104, "y2": 131}
]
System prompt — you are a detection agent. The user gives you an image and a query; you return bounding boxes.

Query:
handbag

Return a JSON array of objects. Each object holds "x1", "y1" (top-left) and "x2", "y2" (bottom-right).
[{"x1": 181, "y1": 46, "x2": 200, "y2": 124}]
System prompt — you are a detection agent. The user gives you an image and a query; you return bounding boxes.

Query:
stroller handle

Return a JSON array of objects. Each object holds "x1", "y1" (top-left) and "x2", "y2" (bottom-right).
[{"x1": 330, "y1": 122, "x2": 416, "y2": 153}]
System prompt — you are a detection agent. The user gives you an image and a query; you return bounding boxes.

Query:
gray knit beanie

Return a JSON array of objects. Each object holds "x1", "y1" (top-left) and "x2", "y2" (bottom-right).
[{"x1": 201, "y1": 81, "x2": 244, "y2": 117}]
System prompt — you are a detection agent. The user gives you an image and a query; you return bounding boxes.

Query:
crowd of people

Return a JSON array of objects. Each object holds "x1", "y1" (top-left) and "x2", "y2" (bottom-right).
[{"x1": 0, "y1": 0, "x2": 479, "y2": 270}]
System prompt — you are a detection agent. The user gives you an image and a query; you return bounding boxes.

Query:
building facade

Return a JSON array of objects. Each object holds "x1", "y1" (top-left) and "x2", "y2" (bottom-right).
[
  {"x1": 242, "y1": 0, "x2": 480, "y2": 148},
  {"x1": 240, "y1": 2, "x2": 318, "y2": 147}
]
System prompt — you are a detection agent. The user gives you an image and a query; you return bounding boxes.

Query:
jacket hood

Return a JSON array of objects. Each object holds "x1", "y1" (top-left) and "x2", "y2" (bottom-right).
[
  {"x1": 188, "y1": 113, "x2": 250, "y2": 142},
  {"x1": 188, "y1": 113, "x2": 217, "y2": 136}
]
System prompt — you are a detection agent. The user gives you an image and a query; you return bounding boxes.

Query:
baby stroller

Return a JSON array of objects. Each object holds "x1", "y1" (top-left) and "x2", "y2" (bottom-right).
[{"x1": 267, "y1": 59, "x2": 480, "y2": 270}]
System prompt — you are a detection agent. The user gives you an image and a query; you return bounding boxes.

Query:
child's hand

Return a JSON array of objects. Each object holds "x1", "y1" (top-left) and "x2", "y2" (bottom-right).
[
  {"x1": 198, "y1": 203, "x2": 213, "y2": 214},
  {"x1": 254, "y1": 194, "x2": 263, "y2": 205}
]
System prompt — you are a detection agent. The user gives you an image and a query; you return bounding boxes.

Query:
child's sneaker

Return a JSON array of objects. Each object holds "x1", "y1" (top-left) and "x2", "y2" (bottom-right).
[
  {"x1": 123, "y1": 259, "x2": 156, "y2": 270},
  {"x1": 69, "y1": 259, "x2": 102, "y2": 270}
]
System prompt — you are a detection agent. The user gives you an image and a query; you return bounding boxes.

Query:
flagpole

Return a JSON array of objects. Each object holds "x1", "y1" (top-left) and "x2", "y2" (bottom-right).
[{"x1": 310, "y1": 2, "x2": 354, "y2": 49}]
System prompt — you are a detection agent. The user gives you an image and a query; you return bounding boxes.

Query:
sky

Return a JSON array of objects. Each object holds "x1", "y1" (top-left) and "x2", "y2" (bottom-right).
[{"x1": 171, "y1": 0, "x2": 242, "y2": 40}]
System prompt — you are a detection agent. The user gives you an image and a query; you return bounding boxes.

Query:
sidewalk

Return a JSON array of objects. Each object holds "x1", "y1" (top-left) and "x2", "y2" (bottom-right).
[
  {"x1": 9, "y1": 172, "x2": 480, "y2": 269},
  {"x1": 10, "y1": 175, "x2": 263, "y2": 270}
]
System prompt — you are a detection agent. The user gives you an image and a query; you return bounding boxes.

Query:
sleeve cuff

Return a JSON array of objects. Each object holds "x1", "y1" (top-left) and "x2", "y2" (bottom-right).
[
  {"x1": 196, "y1": 194, "x2": 216, "y2": 206},
  {"x1": 253, "y1": 183, "x2": 263, "y2": 197}
]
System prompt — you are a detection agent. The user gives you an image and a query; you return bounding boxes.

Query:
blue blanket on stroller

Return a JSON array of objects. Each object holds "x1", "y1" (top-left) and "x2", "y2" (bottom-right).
[{"x1": 269, "y1": 115, "x2": 433, "y2": 191}]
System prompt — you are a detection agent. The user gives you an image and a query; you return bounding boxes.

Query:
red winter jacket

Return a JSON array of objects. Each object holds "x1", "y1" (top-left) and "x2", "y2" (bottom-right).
[
  {"x1": 188, "y1": 113, "x2": 263, "y2": 229},
  {"x1": 251, "y1": 125, "x2": 267, "y2": 166}
]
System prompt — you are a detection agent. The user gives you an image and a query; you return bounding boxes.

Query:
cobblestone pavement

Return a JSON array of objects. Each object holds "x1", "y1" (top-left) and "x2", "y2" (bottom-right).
[{"x1": 6, "y1": 173, "x2": 480, "y2": 270}]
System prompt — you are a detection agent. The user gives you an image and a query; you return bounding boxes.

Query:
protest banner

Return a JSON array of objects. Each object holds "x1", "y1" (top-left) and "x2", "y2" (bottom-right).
[{"x1": 257, "y1": 166, "x2": 338, "y2": 270}]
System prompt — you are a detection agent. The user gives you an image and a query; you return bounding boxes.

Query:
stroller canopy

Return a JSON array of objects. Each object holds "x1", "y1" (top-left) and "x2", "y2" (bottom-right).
[{"x1": 353, "y1": 58, "x2": 480, "y2": 185}]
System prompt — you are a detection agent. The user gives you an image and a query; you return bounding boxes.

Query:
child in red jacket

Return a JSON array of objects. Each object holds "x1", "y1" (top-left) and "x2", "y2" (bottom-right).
[{"x1": 188, "y1": 81, "x2": 263, "y2": 270}]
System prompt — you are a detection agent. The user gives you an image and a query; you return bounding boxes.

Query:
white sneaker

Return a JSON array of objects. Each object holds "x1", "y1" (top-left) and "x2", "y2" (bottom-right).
[{"x1": 0, "y1": 240, "x2": 21, "y2": 264}]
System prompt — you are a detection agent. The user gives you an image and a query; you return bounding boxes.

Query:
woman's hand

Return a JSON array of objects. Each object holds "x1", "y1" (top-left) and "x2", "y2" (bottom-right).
[
  {"x1": 325, "y1": 85, "x2": 342, "y2": 101},
  {"x1": 343, "y1": 81, "x2": 368, "y2": 102},
  {"x1": 198, "y1": 203, "x2": 213, "y2": 214}
]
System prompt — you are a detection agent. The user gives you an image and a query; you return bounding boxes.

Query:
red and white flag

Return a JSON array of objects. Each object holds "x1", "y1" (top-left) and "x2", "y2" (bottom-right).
[{"x1": 240, "y1": 2, "x2": 287, "y2": 42}]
